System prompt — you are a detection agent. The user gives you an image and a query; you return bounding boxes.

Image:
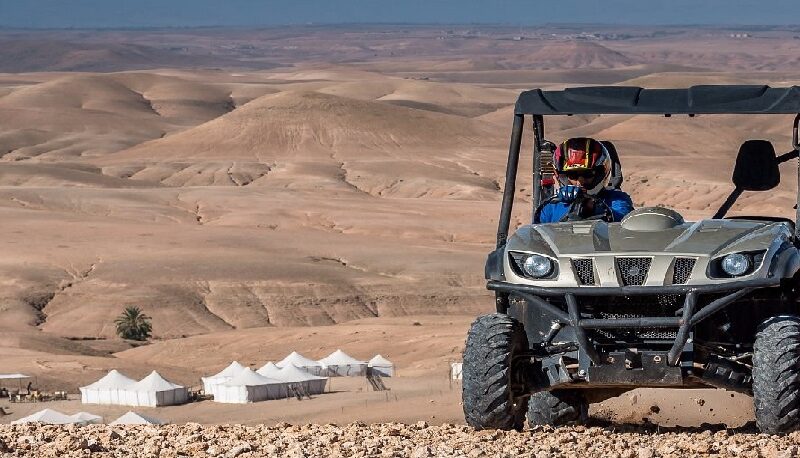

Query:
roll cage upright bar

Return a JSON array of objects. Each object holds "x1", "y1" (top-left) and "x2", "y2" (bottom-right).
[{"x1": 494, "y1": 86, "x2": 800, "y2": 251}]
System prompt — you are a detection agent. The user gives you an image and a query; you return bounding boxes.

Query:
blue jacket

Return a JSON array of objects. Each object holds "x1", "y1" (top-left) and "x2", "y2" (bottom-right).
[{"x1": 535, "y1": 189, "x2": 634, "y2": 223}]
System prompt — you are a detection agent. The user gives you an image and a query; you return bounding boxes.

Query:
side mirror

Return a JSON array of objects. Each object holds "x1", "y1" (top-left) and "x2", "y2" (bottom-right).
[{"x1": 732, "y1": 140, "x2": 779, "y2": 191}]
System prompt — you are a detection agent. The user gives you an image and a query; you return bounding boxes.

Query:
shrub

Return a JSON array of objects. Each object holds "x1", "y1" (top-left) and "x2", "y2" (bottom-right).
[{"x1": 114, "y1": 306, "x2": 152, "y2": 341}]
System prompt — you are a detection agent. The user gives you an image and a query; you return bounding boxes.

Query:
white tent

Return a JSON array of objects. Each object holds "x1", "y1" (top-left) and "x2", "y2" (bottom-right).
[
  {"x1": 256, "y1": 362, "x2": 283, "y2": 379},
  {"x1": 318, "y1": 349, "x2": 367, "y2": 376},
  {"x1": 110, "y1": 411, "x2": 165, "y2": 425},
  {"x1": 0, "y1": 374, "x2": 30, "y2": 380},
  {"x1": 124, "y1": 371, "x2": 188, "y2": 407},
  {"x1": 13, "y1": 409, "x2": 85, "y2": 425},
  {"x1": 276, "y1": 352, "x2": 326, "y2": 376},
  {"x1": 367, "y1": 355, "x2": 394, "y2": 377},
  {"x1": 451, "y1": 362, "x2": 463, "y2": 380},
  {"x1": 70, "y1": 412, "x2": 103, "y2": 424},
  {"x1": 202, "y1": 361, "x2": 246, "y2": 398},
  {"x1": 214, "y1": 368, "x2": 288, "y2": 403},
  {"x1": 275, "y1": 364, "x2": 328, "y2": 395},
  {"x1": 80, "y1": 370, "x2": 137, "y2": 405}
]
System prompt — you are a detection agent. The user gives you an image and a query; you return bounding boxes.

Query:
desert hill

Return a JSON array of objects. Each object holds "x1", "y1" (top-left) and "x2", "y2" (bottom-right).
[
  {"x1": 100, "y1": 90, "x2": 506, "y2": 198},
  {"x1": 0, "y1": 39, "x2": 265, "y2": 72},
  {"x1": 0, "y1": 72, "x2": 237, "y2": 162},
  {"x1": 109, "y1": 90, "x2": 500, "y2": 160},
  {"x1": 504, "y1": 41, "x2": 638, "y2": 70}
]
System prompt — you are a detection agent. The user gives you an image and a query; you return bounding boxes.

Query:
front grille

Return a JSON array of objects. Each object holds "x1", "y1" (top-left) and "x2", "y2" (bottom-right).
[
  {"x1": 582, "y1": 295, "x2": 682, "y2": 318},
  {"x1": 582, "y1": 294, "x2": 683, "y2": 343},
  {"x1": 571, "y1": 259, "x2": 595, "y2": 285},
  {"x1": 673, "y1": 258, "x2": 696, "y2": 284},
  {"x1": 616, "y1": 257, "x2": 651, "y2": 286},
  {"x1": 594, "y1": 328, "x2": 677, "y2": 341},
  {"x1": 640, "y1": 329, "x2": 678, "y2": 339}
]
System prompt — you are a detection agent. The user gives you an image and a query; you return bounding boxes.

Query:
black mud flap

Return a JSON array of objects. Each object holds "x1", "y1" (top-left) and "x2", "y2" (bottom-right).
[
  {"x1": 485, "y1": 247, "x2": 505, "y2": 281},
  {"x1": 587, "y1": 351, "x2": 683, "y2": 385}
]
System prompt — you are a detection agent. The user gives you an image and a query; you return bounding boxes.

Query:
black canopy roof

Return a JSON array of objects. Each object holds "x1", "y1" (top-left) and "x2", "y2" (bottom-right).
[{"x1": 515, "y1": 85, "x2": 800, "y2": 115}]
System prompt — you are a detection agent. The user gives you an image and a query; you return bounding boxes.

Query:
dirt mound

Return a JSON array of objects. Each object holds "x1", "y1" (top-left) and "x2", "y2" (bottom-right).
[
  {"x1": 105, "y1": 90, "x2": 505, "y2": 197},
  {"x1": 110, "y1": 90, "x2": 499, "y2": 161},
  {"x1": 509, "y1": 41, "x2": 637, "y2": 69},
  {"x1": 0, "y1": 73, "x2": 235, "y2": 163},
  {"x1": 0, "y1": 163, "x2": 152, "y2": 188}
]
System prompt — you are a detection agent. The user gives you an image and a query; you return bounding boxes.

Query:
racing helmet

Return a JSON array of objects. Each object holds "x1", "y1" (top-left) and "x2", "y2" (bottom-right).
[{"x1": 553, "y1": 137, "x2": 612, "y2": 196}]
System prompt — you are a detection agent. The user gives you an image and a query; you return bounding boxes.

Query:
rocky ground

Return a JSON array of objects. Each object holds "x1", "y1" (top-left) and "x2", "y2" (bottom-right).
[{"x1": 1, "y1": 422, "x2": 798, "y2": 458}]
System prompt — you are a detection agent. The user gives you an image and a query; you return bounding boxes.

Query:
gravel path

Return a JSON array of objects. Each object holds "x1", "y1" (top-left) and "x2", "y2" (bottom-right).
[{"x1": 1, "y1": 422, "x2": 798, "y2": 457}]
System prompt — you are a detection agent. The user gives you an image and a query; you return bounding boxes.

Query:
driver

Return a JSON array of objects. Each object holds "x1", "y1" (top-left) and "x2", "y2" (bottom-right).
[{"x1": 535, "y1": 137, "x2": 633, "y2": 223}]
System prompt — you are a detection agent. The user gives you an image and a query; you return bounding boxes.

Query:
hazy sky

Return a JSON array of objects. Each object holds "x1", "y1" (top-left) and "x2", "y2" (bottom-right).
[{"x1": 0, "y1": 0, "x2": 797, "y2": 28}]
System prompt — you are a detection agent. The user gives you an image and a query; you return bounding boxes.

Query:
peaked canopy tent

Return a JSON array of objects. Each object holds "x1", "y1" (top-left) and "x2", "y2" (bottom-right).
[
  {"x1": 0, "y1": 374, "x2": 30, "y2": 380},
  {"x1": 0, "y1": 373, "x2": 32, "y2": 394},
  {"x1": 276, "y1": 352, "x2": 326, "y2": 376},
  {"x1": 367, "y1": 355, "x2": 394, "y2": 377},
  {"x1": 71, "y1": 412, "x2": 103, "y2": 424},
  {"x1": 124, "y1": 371, "x2": 188, "y2": 407},
  {"x1": 80, "y1": 370, "x2": 136, "y2": 405},
  {"x1": 110, "y1": 411, "x2": 165, "y2": 425},
  {"x1": 214, "y1": 368, "x2": 288, "y2": 403},
  {"x1": 202, "y1": 361, "x2": 246, "y2": 398},
  {"x1": 256, "y1": 362, "x2": 283, "y2": 379},
  {"x1": 277, "y1": 364, "x2": 328, "y2": 395},
  {"x1": 318, "y1": 349, "x2": 367, "y2": 376},
  {"x1": 12, "y1": 409, "x2": 86, "y2": 425}
]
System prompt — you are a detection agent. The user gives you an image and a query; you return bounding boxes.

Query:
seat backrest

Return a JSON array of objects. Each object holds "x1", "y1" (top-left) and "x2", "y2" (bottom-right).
[
  {"x1": 600, "y1": 141, "x2": 623, "y2": 189},
  {"x1": 733, "y1": 140, "x2": 779, "y2": 191}
]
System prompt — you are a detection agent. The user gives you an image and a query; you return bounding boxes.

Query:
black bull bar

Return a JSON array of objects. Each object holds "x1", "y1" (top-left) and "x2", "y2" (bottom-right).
[{"x1": 487, "y1": 278, "x2": 781, "y2": 367}]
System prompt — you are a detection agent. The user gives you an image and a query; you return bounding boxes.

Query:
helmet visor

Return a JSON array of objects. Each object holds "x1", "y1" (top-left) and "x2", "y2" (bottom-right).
[{"x1": 564, "y1": 169, "x2": 597, "y2": 180}]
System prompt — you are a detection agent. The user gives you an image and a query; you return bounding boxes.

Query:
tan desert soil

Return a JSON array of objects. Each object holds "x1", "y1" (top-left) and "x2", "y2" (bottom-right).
[{"x1": 1, "y1": 422, "x2": 798, "y2": 458}]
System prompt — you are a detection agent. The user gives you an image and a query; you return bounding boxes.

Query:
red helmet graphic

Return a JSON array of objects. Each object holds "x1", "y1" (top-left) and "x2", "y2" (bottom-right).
[{"x1": 553, "y1": 137, "x2": 611, "y2": 195}]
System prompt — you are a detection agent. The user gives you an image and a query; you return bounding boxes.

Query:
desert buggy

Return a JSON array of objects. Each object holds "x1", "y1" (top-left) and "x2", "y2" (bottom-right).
[{"x1": 462, "y1": 85, "x2": 800, "y2": 433}]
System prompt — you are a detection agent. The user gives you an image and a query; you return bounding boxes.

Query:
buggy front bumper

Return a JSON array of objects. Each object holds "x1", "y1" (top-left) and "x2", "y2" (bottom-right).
[{"x1": 488, "y1": 278, "x2": 782, "y2": 389}]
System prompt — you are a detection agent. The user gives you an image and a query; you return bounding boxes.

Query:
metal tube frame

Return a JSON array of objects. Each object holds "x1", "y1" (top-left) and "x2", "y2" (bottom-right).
[
  {"x1": 667, "y1": 292, "x2": 697, "y2": 365},
  {"x1": 494, "y1": 110, "x2": 800, "y2": 374},
  {"x1": 565, "y1": 293, "x2": 602, "y2": 366},
  {"x1": 515, "y1": 287, "x2": 756, "y2": 368},
  {"x1": 496, "y1": 114, "x2": 524, "y2": 249},
  {"x1": 488, "y1": 277, "x2": 779, "y2": 296},
  {"x1": 531, "y1": 115, "x2": 545, "y2": 221},
  {"x1": 794, "y1": 114, "x2": 800, "y2": 242}
]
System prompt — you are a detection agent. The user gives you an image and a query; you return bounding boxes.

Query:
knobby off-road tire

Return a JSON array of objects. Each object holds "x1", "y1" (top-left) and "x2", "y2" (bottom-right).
[
  {"x1": 753, "y1": 316, "x2": 800, "y2": 434},
  {"x1": 527, "y1": 390, "x2": 587, "y2": 427},
  {"x1": 462, "y1": 313, "x2": 529, "y2": 430}
]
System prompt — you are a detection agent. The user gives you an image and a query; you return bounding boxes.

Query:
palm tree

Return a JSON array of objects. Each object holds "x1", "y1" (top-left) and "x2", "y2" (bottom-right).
[{"x1": 114, "y1": 306, "x2": 152, "y2": 341}]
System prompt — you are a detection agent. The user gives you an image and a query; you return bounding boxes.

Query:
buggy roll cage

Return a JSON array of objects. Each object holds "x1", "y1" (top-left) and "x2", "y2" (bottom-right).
[{"x1": 496, "y1": 85, "x2": 800, "y2": 250}]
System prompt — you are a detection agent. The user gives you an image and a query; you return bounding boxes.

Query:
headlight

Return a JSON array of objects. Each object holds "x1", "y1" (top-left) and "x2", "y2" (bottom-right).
[
  {"x1": 721, "y1": 253, "x2": 751, "y2": 276},
  {"x1": 522, "y1": 254, "x2": 554, "y2": 278},
  {"x1": 708, "y1": 250, "x2": 765, "y2": 279}
]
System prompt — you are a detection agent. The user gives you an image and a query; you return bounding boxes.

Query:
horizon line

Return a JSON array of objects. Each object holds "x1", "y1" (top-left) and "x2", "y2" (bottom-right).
[{"x1": 1, "y1": 22, "x2": 799, "y2": 31}]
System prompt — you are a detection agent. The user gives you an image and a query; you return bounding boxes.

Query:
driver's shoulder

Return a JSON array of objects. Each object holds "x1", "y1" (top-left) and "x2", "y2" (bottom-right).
[{"x1": 601, "y1": 188, "x2": 632, "y2": 202}]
